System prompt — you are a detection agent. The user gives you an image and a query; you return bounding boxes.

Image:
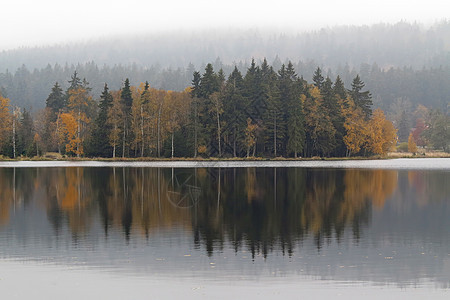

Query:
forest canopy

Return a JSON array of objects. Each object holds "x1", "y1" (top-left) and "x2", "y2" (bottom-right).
[{"x1": 1, "y1": 60, "x2": 448, "y2": 159}]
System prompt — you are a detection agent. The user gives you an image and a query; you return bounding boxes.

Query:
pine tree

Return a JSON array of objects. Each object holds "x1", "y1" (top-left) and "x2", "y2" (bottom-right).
[
  {"x1": 222, "y1": 67, "x2": 247, "y2": 157},
  {"x1": 279, "y1": 62, "x2": 305, "y2": 157},
  {"x1": 313, "y1": 67, "x2": 325, "y2": 90},
  {"x1": 45, "y1": 82, "x2": 65, "y2": 120},
  {"x1": 333, "y1": 75, "x2": 347, "y2": 100},
  {"x1": 18, "y1": 108, "x2": 35, "y2": 157},
  {"x1": 349, "y1": 75, "x2": 373, "y2": 119},
  {"x1": 120, "y1": 78, "x2": 134, "y2": 157},
  {"x1": 89, "y1": 84, "x2": 113, "y2": 157}
]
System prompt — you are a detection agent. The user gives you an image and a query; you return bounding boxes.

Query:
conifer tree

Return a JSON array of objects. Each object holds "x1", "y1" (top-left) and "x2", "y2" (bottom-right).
[
  {"x1": 313, "y1": 67, "x2": 325, "y2": 90},
  {"x1": 222, "y1": 67, "x2": 246, "y2": 157},
  {"x1": 349, "y1": 75, "x2": 373, "y2": 119},
  {"x1": 89, "y1": 83, "x2": 113, "y2": 157},
  {"x1": 120, "y1": 78, "x2": 134, "y2": 157},
  {"x1": 45, "y1": 82, "x2": 65, "y2": 121}
]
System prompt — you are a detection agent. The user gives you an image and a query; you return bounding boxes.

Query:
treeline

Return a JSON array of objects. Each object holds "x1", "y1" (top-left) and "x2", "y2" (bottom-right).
[
  {"x1": 0, "y1": 61, "x2": 448, "y2": 158},
  {"x1": 1, "y1": 61, "x2": 449, "y2": 126}
]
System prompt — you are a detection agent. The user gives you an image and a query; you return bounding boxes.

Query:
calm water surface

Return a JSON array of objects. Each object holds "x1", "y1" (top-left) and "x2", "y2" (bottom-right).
[{"x1": 0, "y1": 159, "x2": 449, "y2": 298}]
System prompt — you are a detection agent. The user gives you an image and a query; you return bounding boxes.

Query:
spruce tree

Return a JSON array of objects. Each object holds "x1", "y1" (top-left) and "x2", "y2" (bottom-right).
[
  {"x1": 222, "y1": 67, "x2": 246, "y2": 157},
  {"x1": 45, "y1": 82, "x2": 65, "y2": 121},
  {"x1": 349, "y1": 74, "x2": 373, "y2": 119},
  {"x1": 89, "y1": 84, "x2": 113, "y2": 157},
  {"x1": 313, "y1": 67, "x2": 325, "y2": 90},
  {"x1": 120, "y1": 78, "x2": 133, "y2": 157}
]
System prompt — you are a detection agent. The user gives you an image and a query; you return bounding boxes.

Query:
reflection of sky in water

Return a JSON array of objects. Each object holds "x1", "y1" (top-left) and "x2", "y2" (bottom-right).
[{"x1": 0, "y1": 160, "x2": 449, "y2": 290}]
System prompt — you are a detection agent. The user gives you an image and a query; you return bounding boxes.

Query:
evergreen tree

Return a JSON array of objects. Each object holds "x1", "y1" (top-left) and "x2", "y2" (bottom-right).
[
  {"x1": 89, "y1": 84, "x2": 113, "y2": 157},
  {"x1": 120, "y1": 78, "x2": 133, "y2": 157},
  {"x1": 68, "y1": 71, "x2": 82, "y2": 91},
  {"x1": 18, "y1": 108, "x2": 35, "y2": 156},
  {"x1": 278, "y1": 62, "x2": 304, "y2": 157},
  {"x1": 222, "y1": 67, "x2": 247, "y2": 157},
  {"x1": 313, "y1": 67, "x2": 325, "y2": 89},
  {"x1": 349, "y1": 75, "x2": 373, "y2": 119},
  {"x1": 190, "y1": 71, "x2": 202, "y2": 157},
  {"x1": 333, "y1": 75, "x2": 347, "y2": 99},
  {"x1": 45, "y1": 82, "x2": 65, "y2": 120}
]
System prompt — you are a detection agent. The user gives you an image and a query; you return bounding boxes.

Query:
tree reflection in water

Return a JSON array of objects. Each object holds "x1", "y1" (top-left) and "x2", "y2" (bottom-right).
[{"x1": 2, "y1": 166, "x2": 440, "y2": 256}]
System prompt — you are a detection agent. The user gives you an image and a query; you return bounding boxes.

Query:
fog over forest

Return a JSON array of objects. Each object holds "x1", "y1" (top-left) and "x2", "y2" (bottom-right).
[{"x1": 0, "y1": 21, "x2": 449, "y2": 114}]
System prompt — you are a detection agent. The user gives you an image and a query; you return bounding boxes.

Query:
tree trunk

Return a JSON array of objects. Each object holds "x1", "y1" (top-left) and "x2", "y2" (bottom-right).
[
  {"x1": 77, "y1": 109, "x2": 81, "y2": 158},
  {"x1": 274, "y1": 112, "x2": 277, "y2": 157},
  {"x1": 157, "y1": 105, "x2": 162, "y2": 157},
  {"x1": 141, "y1": 104, "x2": 144, "y2": 157},
  {"x1": 171, "y1": 132, "x2": 174, "y2": 158},
  {"x1": 122, "y1": 120, "x2": 126, "y2": 158},
  {"x1": 194, "y1": 100, "x2": 198, "y2": 158},
  {"x1": 233, "y1": 127, "x2": 237, "y2": 157},
  {"x1": 12, "y1": 110, "x2": 16, "y2": 158},
  {"x1": 217, "y1": 109, "x2": 221, "y2": 157}
]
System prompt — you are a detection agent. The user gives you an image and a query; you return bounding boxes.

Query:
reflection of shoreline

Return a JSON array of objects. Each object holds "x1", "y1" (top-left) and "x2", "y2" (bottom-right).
[
  {"x1": 2, "y1": 167, "x2": 449, "y2": 255},
  {"x1": 1, "y1": 167, "x2": 450, "y2": 288}
]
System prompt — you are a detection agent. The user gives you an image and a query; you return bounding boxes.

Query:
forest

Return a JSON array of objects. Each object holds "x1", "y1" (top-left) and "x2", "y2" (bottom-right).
[
  {"x1": 0, "y1": 59, "x2": 447, "y2": 159},
  {"x1": 1, "y1": 22, "x2": 449, "y2": 148}
]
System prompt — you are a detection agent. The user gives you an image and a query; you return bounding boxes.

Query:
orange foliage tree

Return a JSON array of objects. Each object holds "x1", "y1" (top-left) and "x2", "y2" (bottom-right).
[
  {"x1": 367, "y1": 109, "x2": 397, "y2": 155},
  {"x1": 0, "y1": 93, "x2": 11, "y2": 153}
]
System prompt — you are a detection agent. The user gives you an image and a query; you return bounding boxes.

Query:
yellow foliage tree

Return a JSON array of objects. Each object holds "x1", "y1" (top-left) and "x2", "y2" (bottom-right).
[
  {"x1": 367, "y1": 109, "x2": 397, "y2": 155},
  {"x1": 408, "y1": 132, "x2": 418, "y2": 154},
  {"x1": 244, "y1": 118, "x2": 258, "y2": 157},
  {"x1": 341, "y1": 96, "x2": 368, "y2": 156},
  {"x1": 67, "y1": 87, "x2": 92, "y2": 157},
  {"x1": 60, "y1": 113, "x2": 79, "y2": 155},
  {"x1": 0, "y1": 94, "x2": 11, "y2": 153}
]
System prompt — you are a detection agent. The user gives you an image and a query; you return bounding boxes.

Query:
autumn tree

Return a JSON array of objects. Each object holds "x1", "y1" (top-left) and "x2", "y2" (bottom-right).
[
  {"x1": 303, "y1": 86, "x2": 336, "y2": 157},
  {"x1": 59, "y1": 113, "x2": 79, "y2": 155},
  {"x1": 244, "y1": 118, "x2": 258, "y2": 157},
  {"x1": 408, "y1": 132, "x2": 418, "y2": 154},
  {"x1": 341, "y1": 96, "x2": 368, "y2": 156},
  {"x1": 67, "y1": 86, "x2": 92, "y2": 157},
  {"x1": 367, "y1": 109, "x2": 397, "y2": 156},
  {"x1": 0, "y1": 93, "x2": 11, "y2": 155}
]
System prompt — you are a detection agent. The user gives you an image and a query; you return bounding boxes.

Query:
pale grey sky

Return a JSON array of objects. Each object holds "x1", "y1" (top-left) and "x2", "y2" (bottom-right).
[{"x1": 2, "y1": 0, "x2": 448, "y2": 50}]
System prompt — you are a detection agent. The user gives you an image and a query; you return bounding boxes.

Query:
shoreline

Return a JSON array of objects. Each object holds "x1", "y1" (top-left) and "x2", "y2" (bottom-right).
[
  {"x1": 0, "y1": 151, "x2": 449, "y2": 162},
  {"x1": 0, "y1": 157, "x2": 449, "y2": 170}
]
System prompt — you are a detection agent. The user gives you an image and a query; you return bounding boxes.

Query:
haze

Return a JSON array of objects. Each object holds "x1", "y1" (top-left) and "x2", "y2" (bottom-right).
[{"x1": 2, "y1": 0, "x2": 448, "y2": 50}]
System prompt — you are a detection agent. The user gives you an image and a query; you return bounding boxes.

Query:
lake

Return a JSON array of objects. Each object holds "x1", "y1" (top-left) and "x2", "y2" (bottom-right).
[{"x1": 0, "y1": 158, "x2": 449, "y2": 299}]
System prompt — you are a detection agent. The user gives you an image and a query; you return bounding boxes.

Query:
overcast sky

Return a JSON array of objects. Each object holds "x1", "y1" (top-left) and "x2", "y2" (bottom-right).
[{"x1": 2, "y1": 0, "x2": 448, "y2": 50}]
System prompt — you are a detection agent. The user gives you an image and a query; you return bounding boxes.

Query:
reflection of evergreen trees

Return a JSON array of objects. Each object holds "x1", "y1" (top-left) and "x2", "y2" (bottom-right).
[
  {"x1": 0, "y1": 167, "x2": 406, "y2": 254},
  {"x1": 192, "y1": 168, "x2": 376, "y2": 256}
]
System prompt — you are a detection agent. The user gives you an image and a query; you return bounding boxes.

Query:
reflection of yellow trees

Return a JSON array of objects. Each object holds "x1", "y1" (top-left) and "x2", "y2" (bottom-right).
[
  {"x1": 301, "y1": 172, "x2": 337, "y2": 234},
  {"x1": 0, "y1": 176, "x2": 13, "y2": 225},
  {"x1": 0, "y1": 169, "x2": 27, "y2": 226},
  {"x1": 106, "y1": 168, "x2": 192, "y2": 237},
  {"x1": 52, "y1": 168, "x2": 93, "y2": 234},
  {"x1": 301, "y1": 169, "x2": 398, "y2": 236},
  {"x1": 245, "y1": 168, "x2": 258, "y2": 203},
  {"x1": 342, "y1": 169, "x2": 397, "y2": 213}
]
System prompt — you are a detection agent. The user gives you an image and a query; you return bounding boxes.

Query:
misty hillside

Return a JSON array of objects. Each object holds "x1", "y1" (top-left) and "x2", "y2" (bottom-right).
[
  {"x1": 1, "y1": 21, "x2": 449, "y2": 71},
  {"x1": 0, "y1": 21, "x2": 449, "y2": 113}
]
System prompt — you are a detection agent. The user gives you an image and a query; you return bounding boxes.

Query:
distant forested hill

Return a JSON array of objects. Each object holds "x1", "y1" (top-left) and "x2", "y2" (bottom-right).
[{"x1": 0, "y1": 21, "x2": 449, "y2": 113}]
